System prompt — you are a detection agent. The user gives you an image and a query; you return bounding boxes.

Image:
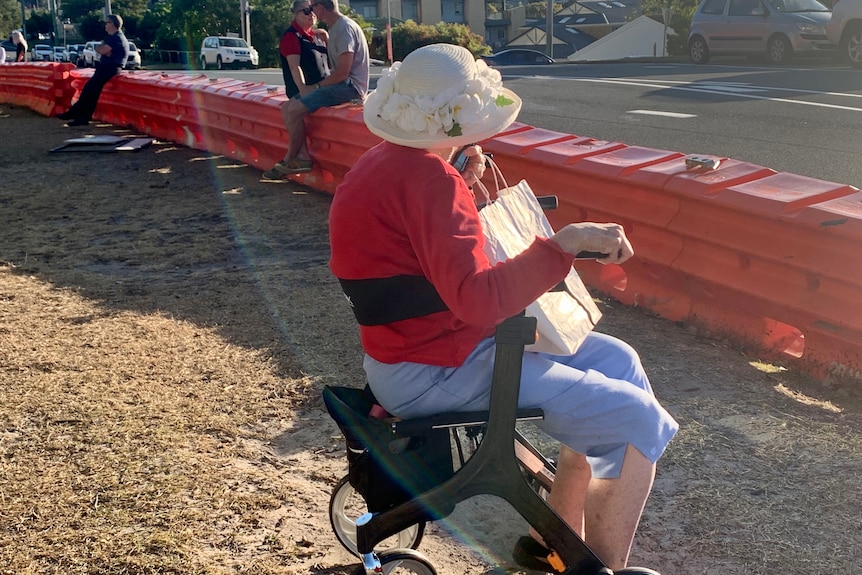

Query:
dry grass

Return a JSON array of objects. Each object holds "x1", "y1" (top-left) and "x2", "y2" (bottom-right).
[{"x1": 2, "y1": 104, "x2": 862, "y2": 575}]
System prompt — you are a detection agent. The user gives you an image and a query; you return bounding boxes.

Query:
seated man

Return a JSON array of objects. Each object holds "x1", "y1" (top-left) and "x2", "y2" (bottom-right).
[
  {"x1": 55, "y1": 14, "x2": 128, "y2": 127},
  {"x1": 266, "y1": 0, "x2": 369, "y2": 177}
]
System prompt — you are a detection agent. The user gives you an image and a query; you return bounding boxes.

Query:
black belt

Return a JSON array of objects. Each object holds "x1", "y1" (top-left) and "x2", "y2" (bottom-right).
[{"x1": 338, "y1": 275, "x2": 448, "y2": 326}]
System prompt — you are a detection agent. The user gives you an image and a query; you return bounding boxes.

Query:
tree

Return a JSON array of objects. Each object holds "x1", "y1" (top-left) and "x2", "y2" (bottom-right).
[
  {"x1": 524, "y1": 1, "x2": 563, "y2": 19},
  {"x1": 639, "y1": 0, "x2": 699, "y2": 56},
  {"x1": 387, "y1": 20, "x2": 489, "y2": 62},
  {"x1": 0, "y1": 0, "x2": 21, "y2": 37}
]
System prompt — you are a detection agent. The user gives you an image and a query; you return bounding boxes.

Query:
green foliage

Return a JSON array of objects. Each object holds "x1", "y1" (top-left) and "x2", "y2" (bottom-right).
[
  {"x1": 25, "y1": 10, "x2": 53, "y2": 39},
  {"x1": 640, "y1": 0, "x2": 699, "y2": 56},
  {"x1": 387, "y1": 20, "x2": 489, "y2": 61},
  {"x1": 0, "y1": 0, "x2": 20, "y2": 37},
  {"x1": 0, "y1": 0, "x2": 488, "y2": 65},
  {"x1": 524, "y1": 1, "x2": 564, "y2": 19},
  {"x1": 61, "y1": 0, "x2": 150, "y2": 22}
]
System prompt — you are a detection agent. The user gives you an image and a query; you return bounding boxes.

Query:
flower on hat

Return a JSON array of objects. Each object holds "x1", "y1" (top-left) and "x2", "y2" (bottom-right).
[{"x1": 366, "y1": 54, "x2": 516, "y2": 144}]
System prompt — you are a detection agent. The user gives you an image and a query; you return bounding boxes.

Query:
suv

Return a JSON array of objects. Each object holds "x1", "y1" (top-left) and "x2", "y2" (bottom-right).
[
  {"x1": 688, "y1": 0, "x2": 833, "y2": 64},
  {"x1": 81, "y1": 41, "x2": 99, "y2": 67},
  {"x1": 199, "y1": 36, "x2": 258, "y2": 70},
  {"x1": 32, "y1": 43, "x2": 53, "y2": 61},
  {"x1": 826, "y1": 0, "x2": 862, "y2": 66},
  {"x1": 125, "y1": 41, "x2": 142, "y2": 69}
]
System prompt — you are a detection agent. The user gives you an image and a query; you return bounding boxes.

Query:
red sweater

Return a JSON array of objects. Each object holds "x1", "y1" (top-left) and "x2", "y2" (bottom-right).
[{"x1": 329, "y1": 142, "x2": 575, "y2": 366}]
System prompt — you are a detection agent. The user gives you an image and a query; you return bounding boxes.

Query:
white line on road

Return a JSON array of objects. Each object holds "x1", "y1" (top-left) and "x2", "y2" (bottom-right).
[
  {"x1": 627, "y1": 109, "x2": 697, "y2": 118},
  {"x1": 568, "y1": 77, "x2": 862, "y2": 112}
]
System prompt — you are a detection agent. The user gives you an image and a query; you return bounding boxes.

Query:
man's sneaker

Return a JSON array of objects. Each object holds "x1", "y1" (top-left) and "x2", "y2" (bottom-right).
[
  {"x1": 260, "y1": 168, "x2": 285, "y2": 182},
  {"x1": 274, "y1": 158, "x2": 313, "y2": 174},
  {"x1": 66, "y1": 118, "x2": 89, "y2": 127}
]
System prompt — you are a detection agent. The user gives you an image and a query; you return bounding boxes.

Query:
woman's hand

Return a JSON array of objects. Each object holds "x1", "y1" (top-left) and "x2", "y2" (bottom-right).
[
  {"x1": 455, "y1": 144, "x2": 487, "y2": 189},
  {"x1": 550, "y1": 222, "x2": 634, "y2": 265}
]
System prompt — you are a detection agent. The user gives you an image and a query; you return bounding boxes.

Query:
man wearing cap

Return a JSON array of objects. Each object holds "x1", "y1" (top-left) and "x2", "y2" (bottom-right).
[
  {"x1": 329, "y1": 44, "x2": 677, "y2": 572},
  {"x1": 56, "y1": 13, "x2": 129, "y2": 127},
  {"x1": 264, "y1": 0, "x2": 369, "y2": 177}
]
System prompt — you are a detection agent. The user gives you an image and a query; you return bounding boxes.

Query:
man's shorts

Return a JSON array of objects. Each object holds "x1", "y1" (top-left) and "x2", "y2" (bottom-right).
[{"x1": 298, "y1": 80, "x2": 360, "y2": 112}]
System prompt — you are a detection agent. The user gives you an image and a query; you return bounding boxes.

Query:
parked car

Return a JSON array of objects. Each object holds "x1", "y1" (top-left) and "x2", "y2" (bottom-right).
[
  {"x1": 32, "y1": 43, "x2": 54, "y2": 61},
  {"x1": 688, "y1": 0, "x2": 833, "y2": 64},
  {"x1": 67, "y1": 43, "x2": 85, "y2": 66},
  {"x1": 53, "y1": 46, "x2": 68, "y2": 62},
  {"x1": 1, "y1": 40, "x2": 16, "y2": 62},
  {"x1": 481, "y1": 49, "x2": 555, "y2": 65},
  {"x1": 125, "y1": 41, "x2": 141, "y2": 69},
  {"x1": 81, "y1": 41, "x2": 99, "y2": 67},
  {"x1": 199, "y1": 36, "x2": 258, "y2": 70},
  {"x1": 826, "y1": 0, "x2": 862, "y2": 66}
]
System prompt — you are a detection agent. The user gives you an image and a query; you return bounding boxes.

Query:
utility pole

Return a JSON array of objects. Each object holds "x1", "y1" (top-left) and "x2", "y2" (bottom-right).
[
  {"x1": 50, "y1": 0, "x2": 57, "y2": 43},
  {"x1": 20, "y1": 0, "x2": 27, "y2": 38},
  {"x1": 545, "y1": 0, "x2": 553, "y2": 58},
  {"x1": 240, "y1": 0, "x2": 251, "y2": 45}
]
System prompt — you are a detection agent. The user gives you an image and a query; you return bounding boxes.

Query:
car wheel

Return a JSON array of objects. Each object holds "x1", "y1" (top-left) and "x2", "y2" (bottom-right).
[
  {"x1": 217, "y1": 55, "x2": 224, "y2": 70},
  {"x1": 766, "y1": 34, "x2": 792, "y2": 64},
  {"x1": 200, "y1": 56, "x2": 207, "y2": 70},
  {"x1": 841, "y1": 24, "x2": 862, "y2": 68},
  {"x1": 689, "y1": 35, "x2": 710, "y2": 64}
]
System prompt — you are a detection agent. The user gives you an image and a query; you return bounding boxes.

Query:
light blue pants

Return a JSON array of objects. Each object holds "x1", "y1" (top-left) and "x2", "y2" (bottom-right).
[{"x1": 364, "y1": 331, "x2": 678, "y2": 478}]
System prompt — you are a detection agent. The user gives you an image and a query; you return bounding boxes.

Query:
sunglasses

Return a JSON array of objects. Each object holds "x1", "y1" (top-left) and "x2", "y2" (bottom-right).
[{"x1": 298, "y1": 6, "x2": 313, "y2": 14}]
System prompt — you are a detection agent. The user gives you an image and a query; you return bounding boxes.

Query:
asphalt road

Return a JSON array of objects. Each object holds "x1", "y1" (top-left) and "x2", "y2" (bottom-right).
[{"x1": 177, "y1": 58, "x2": 862, "y2": 188}]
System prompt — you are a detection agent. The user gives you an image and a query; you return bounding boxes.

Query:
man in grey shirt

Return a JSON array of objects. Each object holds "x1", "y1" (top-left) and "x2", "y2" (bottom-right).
[{"x1": 263, "y1": 0, "x2": 369, "y2": 179}]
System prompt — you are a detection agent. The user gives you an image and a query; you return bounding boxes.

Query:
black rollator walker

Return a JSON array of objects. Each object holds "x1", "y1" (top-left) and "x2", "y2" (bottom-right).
[{"x1": 323, "y1": 309, "x2": 662, "y2": 575}]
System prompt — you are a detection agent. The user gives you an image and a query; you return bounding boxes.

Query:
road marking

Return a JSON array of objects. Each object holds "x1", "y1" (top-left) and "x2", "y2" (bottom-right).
[
  {"x1": 628, "y1": 109, "x2": 696, "y2": 118},
  {"x1": 565, "y1": 77, "x2": 862, "y2": 112}
]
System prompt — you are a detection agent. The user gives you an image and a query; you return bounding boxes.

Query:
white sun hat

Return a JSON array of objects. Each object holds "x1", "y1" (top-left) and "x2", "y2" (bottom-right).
[{"x1": 363, "y1": 43, "x2": 522, "y2": 149}]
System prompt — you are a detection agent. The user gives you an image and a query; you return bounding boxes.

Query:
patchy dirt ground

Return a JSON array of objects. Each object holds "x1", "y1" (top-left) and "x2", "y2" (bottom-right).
[{"x1": 1, "y1": 103, "x2": 861, "y2": 575}]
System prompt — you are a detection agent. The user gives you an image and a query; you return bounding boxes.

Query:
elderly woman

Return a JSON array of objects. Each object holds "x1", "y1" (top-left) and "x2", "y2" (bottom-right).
[
  {"x1": 328, "y1": 44, "x2": 677, "y2": 571},
  {"x1": 11, "y1": 30, "x2": 27, "y2": 62}
]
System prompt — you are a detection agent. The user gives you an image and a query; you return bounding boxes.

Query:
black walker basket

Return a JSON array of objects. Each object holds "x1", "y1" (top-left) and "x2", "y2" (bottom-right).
[{"x1": 323, "y1": 385, "x2": 455, "y2": 519}]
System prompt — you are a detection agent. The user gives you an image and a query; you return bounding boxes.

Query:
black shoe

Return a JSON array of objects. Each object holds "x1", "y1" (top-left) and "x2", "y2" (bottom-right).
[
  {"x1": 66, "y1": 118, "x2": 89, "y2": 127},
  {"x1": 260, "y1": 168, "x2": 285, "y2": 182},
  {"x1": 512, "y1": 535, "x2": 558, "y2": 572},
  {"x1": 55, "y1": 112, "x2": 74, "y2": 121}
]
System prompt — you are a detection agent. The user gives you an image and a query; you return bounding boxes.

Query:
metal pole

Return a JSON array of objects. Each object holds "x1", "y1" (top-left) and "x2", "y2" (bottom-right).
[
  {"x1": 50, "y1": 0, "x2": 57, "y2": 44},
  {"x1": 545, "y1": 0, "x2": 553, "y2": 58},
  {"x1": 386, "y1": 0, "x2": 392, "y2": 64},
  {"x1": 20, "y1": 0, "x2": 27, "y2": 38}
]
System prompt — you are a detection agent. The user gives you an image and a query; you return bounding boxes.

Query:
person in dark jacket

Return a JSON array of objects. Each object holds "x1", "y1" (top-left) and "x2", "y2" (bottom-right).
[
  {"x1": 280, "y1": 0, "x2": 330, "y2": 98},
  {"x1": 261, "y1": 0, "x2": 331, "y2": 181},
  {"x1": 55, "y1": 13, "x2": 128, "y2": 127}
]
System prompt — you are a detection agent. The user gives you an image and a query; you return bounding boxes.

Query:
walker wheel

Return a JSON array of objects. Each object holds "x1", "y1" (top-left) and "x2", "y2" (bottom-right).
[
  {"x1": 351, "y1": 549, "x2": 436, "y2": 575},
  {"x1": 329, "y1": 475, "x2": 425, "y2": 556}
]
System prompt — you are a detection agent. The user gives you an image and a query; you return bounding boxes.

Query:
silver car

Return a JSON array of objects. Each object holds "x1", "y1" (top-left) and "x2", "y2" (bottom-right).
[{"x1": 689, "y1": 0, "x2": 833, "y2": 64}]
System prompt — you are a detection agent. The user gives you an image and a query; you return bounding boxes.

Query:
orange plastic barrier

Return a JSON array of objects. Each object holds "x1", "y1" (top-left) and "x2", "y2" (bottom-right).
[
  {"x1": 7, "y1": 66, "x2": 862, "y2": 383},
  {"x1": 67, "y1": 71, "x2": 370, "y2": 193},
  {"x1": 484, "y1": 126, "x2": 862, "y2": 381},
  {"x1": 0, "y1": 62, "x2": 76, "y2": 116}
]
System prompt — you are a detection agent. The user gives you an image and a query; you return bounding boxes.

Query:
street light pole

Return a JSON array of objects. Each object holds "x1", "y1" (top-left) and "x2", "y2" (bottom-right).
[{"x1": 385, "y1": 0, "x2": 393, "y2": 64}]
